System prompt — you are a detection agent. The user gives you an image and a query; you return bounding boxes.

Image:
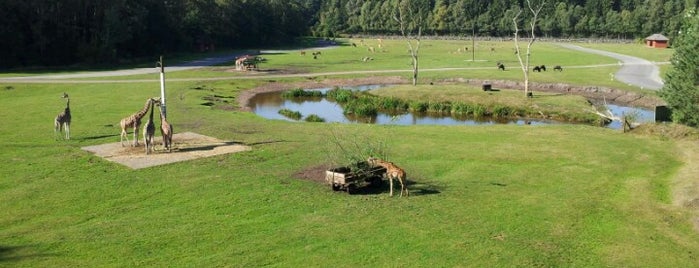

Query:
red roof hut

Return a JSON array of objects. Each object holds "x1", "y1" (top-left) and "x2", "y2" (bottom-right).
[{"x1": 645, "y1": 34, "x2": 669, "y2": 48}]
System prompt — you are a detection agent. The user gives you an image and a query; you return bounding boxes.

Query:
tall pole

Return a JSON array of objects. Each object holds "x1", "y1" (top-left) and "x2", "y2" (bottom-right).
[{"x1": 158, "y1": 55, "x2": 167, "y2": 118}]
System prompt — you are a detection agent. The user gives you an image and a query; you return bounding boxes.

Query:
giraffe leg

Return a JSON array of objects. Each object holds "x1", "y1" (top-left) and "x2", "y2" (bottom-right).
[
  {"x1": 133, "y1": 128, "x2": 139, "y2": 147},
  {"x1": 54, "y1": 122, "x2": 60, "y2": 140},
  {"x1": 121, "y1": 129, "x2": 129, "y2": 147},
  {"x1": 399, "y1": 178, "x2": 408, "y2": 197},
  {"x1": 65, "y1": 123, "x2": 70, "y2": 140},
  {"x1": 389, "y1": 176, "x2": 394, "y2": 197}
]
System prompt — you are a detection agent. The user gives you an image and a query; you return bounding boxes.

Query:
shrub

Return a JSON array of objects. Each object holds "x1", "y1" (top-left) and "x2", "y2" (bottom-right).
[
  {"x1": 427, "y1": 101, "x2": 452, "y2": 113},
  {"x1": 451, "y1": 102, "x2": 471, "y2": 115},
  {"x1": 409, "y1": 101, "x2": 428, "y2": 112},
  {"x1": 492, "y1": 105, "x2": 511, "y2": 117},
  {"x1": 377, "y1": 97, "x2": 408, "y2": 111},
  {"x1": 326, "y1": 88, "x2": 354, "y2": 103},
  {"x1": 278, "y1": 109, "x2": 302, "y2": 120},
  {"x1": 472, "y1": 105, "x2": 487, "y2": 117},
  {"x1": 304, "y1": 114, "x2": 326, "y2": 122},
  {"x1": 344, "y1": 96, "x2": 378, "y2": 117},
  {"x1": 281, "y1": 88, "x2": 323, "y2": 98}
]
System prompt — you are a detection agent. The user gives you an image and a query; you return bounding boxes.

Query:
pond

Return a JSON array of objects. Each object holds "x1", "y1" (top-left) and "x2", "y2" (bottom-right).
[{"x1": 248, "y1": 85, "x2": 655, "y2": 129}]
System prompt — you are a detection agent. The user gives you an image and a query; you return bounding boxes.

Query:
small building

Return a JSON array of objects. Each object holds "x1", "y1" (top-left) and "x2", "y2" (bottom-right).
[{"x1": 645, "y1": 34, "x2": 669, "y2": 48}]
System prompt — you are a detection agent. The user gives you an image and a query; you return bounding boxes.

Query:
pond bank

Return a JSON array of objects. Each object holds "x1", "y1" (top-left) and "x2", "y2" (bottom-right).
[{"x1": 237, "y1": 76, "x2": 665, "y2": 111}]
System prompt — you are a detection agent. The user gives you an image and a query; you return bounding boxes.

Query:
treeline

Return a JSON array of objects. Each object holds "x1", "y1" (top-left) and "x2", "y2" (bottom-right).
[
  {"x1": 312, "y1": 0, "x2": 698, "y2": 39},
  {"x1": 2, "y1": 0, "x2": 698, "y2": 68},
  {"x1": 0, "y1": 0, "x2": 315, "y2": 68}
]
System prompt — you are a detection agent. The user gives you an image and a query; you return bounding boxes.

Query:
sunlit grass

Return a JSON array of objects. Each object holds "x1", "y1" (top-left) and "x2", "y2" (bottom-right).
[{"x1": 0, "y1": 40, "x2": 696, "y2": 267}]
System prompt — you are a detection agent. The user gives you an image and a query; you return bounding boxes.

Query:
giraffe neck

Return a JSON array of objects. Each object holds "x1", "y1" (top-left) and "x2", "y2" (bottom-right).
[
  {"x1": 134, "y1": 99, "x2": 152, "y2": 120},
  {"x1": 148, "y1": 101, "x2": 155, "y2": 121},
  {"x1": 372, "y1": 159, "x2": 392, "y2": 169},
  {"x1": 158, "y1": 105, "x2": 167, "y2": 121}
]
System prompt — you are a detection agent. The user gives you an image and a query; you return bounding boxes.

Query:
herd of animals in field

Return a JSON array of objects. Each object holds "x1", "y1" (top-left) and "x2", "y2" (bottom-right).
[
  {"x1": 55, "y1": 93, "x2": 174, "y2": 155},
  {"x1": 296, "y1": 38, "x2": 565, "y2": 74},
  {"x1": 118, "y1": 97, "x2": 173, "y2": 154}
]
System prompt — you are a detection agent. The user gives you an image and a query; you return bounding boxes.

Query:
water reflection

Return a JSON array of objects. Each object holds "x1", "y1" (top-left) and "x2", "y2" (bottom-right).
[{"x1": 248, "y1": 85, "x2": 654, "y2": 129}]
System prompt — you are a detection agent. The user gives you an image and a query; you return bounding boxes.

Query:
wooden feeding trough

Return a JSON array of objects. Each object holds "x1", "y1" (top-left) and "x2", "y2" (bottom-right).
[{"x1": 325, "y1": 162, "x2": 386, "y2": 194}]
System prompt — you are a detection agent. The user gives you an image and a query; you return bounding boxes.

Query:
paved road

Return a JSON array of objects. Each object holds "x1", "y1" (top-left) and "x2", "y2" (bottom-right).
[
  {"x1": 559, "y1": 44, "x2": 664, "y2": 90},
  {"x1": 0, "y1": 54, "x2": 244, "y2": 81}
]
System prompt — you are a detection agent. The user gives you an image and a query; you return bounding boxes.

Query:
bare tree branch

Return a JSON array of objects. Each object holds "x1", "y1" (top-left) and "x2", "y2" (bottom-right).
[
  {"x1": 393, "y1": 0, "x2": 423, "y2": 86},
  {"x1": 512, "y1": 0, "x2": 546, "y2": 98}
]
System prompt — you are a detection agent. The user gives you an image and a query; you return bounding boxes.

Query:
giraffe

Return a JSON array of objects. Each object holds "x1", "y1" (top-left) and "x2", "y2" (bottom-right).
[
  {"x1": 142, "y1": 98, "x2": 156, "y2": 154},
  {"x1": 120, "y1": 98, "x2": 156, "y2": 147},
  {"x1": 367, "y1": 157, "x2": 409, "y2": 197},
  {"x1": 156, "y1": 100, "x2": 173, "y2": 152},
  {"x1": 54, "y1": 92, "x2": 71, "y2": 140}
]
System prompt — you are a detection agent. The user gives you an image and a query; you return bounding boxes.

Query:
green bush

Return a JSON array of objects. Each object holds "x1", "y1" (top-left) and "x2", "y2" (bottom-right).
[
  {"x1": 377, "y1": 97, "x2": 408, "y2": 111},
  {"x1": 344, "y1": 96, "x2": 378, "y2": 117},
  {"x1": 409, "y1": 101, "x2": 428, "y2": 112},
  {"x1": 278, "y1": 109, "x2": 303, "y2": 120},
  {"x1": 427, "y1": 101, "x2": 452, "y2": 113},
  {"x1": 281, "y1": 88, "x2": 323, "y2": 98},
  {"x1": 326, "y1": 88, "x2": 354, "y2": 103},
  {"x1": 472, "y1": 104, "x2": 487, "y2": 117},
  {"x1": 304, "y1": 114, "x2": 326, "y2": 122},
  {"x1": 492, "y1": 105, "x2": 511, "y2": 117},
  {"x1": 451, "y1": 102, "x2": 471, "y2": 115}
]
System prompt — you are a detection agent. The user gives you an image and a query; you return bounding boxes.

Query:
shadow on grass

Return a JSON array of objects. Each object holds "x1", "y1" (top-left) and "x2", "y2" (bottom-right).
[
  {"x1": 349, "y1": 178, "x2": 443, "y2": 196},
  {"x1": 0, "y1": 245, "x2": 51, "y2": 263},
  {"x1": 245, "y1": 140, "x2": 290, "y2": 146},
  {"x1": 177, "y1": 141, "x2": 244, "y2": 152},
  {"x1": 80, "y1": 133, "x2": 120, "y2": 141},
  {"x1": 176, "y1": 139, "x2": 290, "y2": 152}
]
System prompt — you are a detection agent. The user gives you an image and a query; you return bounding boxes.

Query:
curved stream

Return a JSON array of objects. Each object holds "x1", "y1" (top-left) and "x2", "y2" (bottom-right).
[{"x1": 249, "y1": 85, "x2": 655, "y2": 129}]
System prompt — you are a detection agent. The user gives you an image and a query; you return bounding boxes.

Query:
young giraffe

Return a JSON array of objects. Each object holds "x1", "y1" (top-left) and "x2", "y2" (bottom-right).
[
  {"x1": 156, "y1": 100, "x2": 173, "y2": 152},
  {"x1": 120, "y1": 98, "x2": 156, "y2": 147},
  {"x1": 54, "y1": 92, "x2": 71, "y2": 140},
  {"x1": 368, "y1": 157, "x2": 409, "y2": 197},
  {"x1": 142, "y1": 98, "x2": 156, "y2": 154}
]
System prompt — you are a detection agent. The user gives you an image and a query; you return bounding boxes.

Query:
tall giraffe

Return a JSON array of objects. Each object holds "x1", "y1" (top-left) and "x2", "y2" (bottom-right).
[
  {"x1": 142, "y1": 98, "x2": 156, "y2": 154},
  {"x1": 120, "y1": 98, "x2": 156, "y2": 147},
  {"x1": 157, "y1": 100, "x2": 173, "y2": 152},
  {"x1": 54, "y1": 92, "x2": 71, "y2": 140},
  {"x1": 367, "y1": 157, "x2": 409, "y2": 197}
]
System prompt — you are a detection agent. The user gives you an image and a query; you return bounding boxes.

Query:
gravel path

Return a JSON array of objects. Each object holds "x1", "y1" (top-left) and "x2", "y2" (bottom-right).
[
  {"x1": 0, "y1": 45, "x2": 666, "y2": 92},
  {"x1": 559, "y1": 44, "x2": 665, "y2": 90}
]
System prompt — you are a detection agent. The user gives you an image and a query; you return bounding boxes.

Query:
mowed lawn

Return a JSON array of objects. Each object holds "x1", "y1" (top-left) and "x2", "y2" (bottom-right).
[{"x1": 1, "y1": 78, "x2": 698, "y2": 267}]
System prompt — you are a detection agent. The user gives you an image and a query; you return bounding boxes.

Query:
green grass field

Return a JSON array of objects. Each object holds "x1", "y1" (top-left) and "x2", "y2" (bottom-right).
[{"x1": 1, "y1": 39, "x2": 698, "y2": 267}]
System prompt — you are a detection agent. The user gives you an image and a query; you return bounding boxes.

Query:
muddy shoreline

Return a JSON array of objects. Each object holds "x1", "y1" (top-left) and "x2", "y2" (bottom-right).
[{"x1": 237, "y1": 76, "x2": 664, "y2": 111}]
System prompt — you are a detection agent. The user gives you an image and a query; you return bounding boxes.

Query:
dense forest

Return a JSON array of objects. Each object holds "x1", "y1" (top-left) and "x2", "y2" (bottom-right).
[
  {"x1": 1, "y1": 0, "x2": 697, "y2": 68},
  {"x1": 312, "y1": 0, "x2": 698, "y2": 39}
]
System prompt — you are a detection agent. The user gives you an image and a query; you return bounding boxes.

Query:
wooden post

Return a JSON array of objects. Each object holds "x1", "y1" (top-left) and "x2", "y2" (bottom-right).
[{"x1": 158, "y1": 56, "x2": 166, "y2": 118}]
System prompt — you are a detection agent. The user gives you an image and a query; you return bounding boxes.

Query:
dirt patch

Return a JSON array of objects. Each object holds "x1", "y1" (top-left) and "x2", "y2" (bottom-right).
[
  {"x1": 444, "y1": 78, "x2": 665, "y2": 108},
  {"x1": 82, "y1": 132, "x2": 251, "y2": 169},
  {"x1": 293, "y1": 164, "x2": 333, "y2": 184}
]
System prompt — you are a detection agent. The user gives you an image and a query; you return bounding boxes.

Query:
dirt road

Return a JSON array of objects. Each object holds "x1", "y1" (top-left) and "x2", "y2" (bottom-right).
[
  {"x1": 559, "y1": 44, "x2": 665, "y2": 90},
  {"x1": 0, "y1": 45, "x2": 666, "y2": 91}
]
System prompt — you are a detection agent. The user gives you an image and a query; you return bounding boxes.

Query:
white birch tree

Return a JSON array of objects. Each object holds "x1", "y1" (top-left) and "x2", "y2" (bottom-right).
[{"x1": 512, "y1": 0, "x2": 546, "y2": 98}]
